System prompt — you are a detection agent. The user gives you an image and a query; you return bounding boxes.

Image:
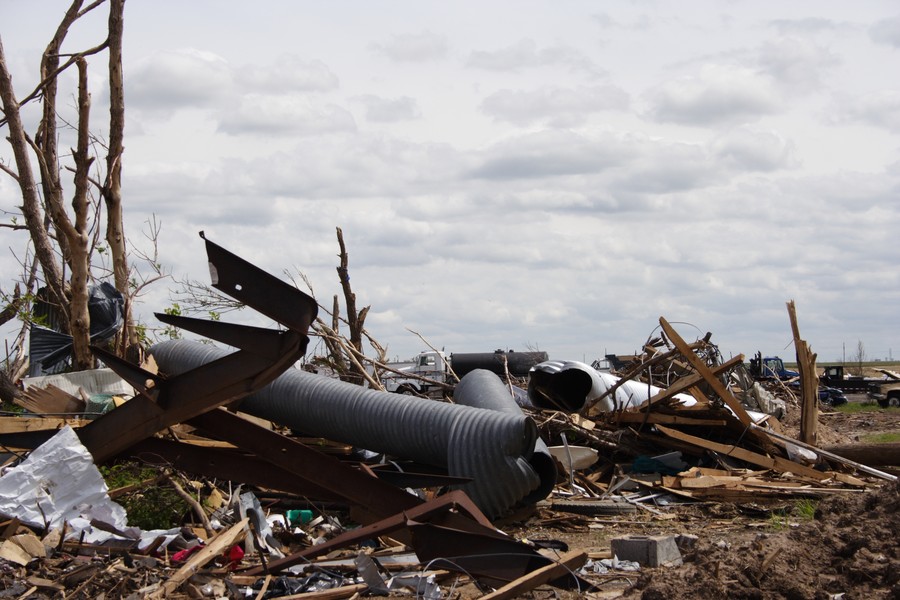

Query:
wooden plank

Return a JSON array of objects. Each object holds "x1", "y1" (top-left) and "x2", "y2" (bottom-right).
[
  {"x1": 148, "y1": 518, "x2": 248, "y2": 599},
  {"x1": 655, "y1": 425, "x2": 830, "y2": 481},
  {"x1": 641, "y1": 355, "x2": 746, "y2": 411},
  {"x1": 14, "y1": 385, "x2": 85, "y2": 415},
  {"x1": 659, "y1": 317, "x2": 752, "y2": 427},
  {"x1": 612, "y1": 412, "x2": 727, "y2": 427},
  {"x1": 678, "y1": 475, "x2": 743, "y2": 489},
  {"x1": 754, "y1": 424, "x2": 897, "y2": 482},
  {"x1": 0, "y1": 416, "x2": 83, "y2": 433},
  {"x1": 480, "y1": 550, "x2": 587, "y2": 600},
  {"x1": 788, "y1": 301, "x2": 818, "y2": 445},
  {"x1": 273, "y1": 584, "x2": 368, "y2": 599}
]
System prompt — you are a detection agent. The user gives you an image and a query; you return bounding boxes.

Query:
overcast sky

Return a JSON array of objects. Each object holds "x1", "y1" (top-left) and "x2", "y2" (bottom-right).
[{"x1": 2, "y1": 1, "x2": 899, "y2": 366}]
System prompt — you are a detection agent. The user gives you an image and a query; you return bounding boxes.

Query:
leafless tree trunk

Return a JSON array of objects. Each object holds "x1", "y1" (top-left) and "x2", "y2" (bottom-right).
[
  {"x1": 0, "y1": 39, "x2": 67, "y2": 320},
  {"x1": 0, "y1": 0, "x2": 137, "y2": 373},
  {"x1": 335, "y1": 227, "x2": 369, "y2": 354},
  {"x1": 850, "y1": 340, "x2": 866, "y2": 377},
  {"x1": 103, "y1": 0, "x2": 138, "y2": 361}
]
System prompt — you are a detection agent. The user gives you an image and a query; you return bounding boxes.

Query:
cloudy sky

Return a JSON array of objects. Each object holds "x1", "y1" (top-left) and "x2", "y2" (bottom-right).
[{"x1": 2, "y1": 1, "x2": 899, "y2": 366}]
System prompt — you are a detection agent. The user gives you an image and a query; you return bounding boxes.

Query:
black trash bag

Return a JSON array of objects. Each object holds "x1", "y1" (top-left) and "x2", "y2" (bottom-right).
[{"x1": 28, "y1": 282, "x2": 125, "y2": 376}]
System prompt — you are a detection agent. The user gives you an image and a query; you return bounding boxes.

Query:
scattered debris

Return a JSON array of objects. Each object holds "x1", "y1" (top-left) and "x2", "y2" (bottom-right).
[{"x1": 0, "y1": 236, "x2": 896, "y2": 598}]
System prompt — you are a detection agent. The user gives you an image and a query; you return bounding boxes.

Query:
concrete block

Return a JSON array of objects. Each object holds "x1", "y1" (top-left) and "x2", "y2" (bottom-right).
[{"x1": 611, "y1": 534, "x2": 683, "y2": 567}]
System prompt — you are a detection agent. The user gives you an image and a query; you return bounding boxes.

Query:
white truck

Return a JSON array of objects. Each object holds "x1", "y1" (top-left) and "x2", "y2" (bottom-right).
[{"x1": 381, "y1": 349, "x2": 548, "y2": 398}]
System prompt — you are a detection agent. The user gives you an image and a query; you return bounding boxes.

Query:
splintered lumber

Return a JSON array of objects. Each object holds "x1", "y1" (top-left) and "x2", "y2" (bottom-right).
[
  {"x1": 788, "y1": 301, "x2": 818, "y2": 445},
  {"x1": 0, "y1": 416, "x2": 83, "y2": 433},
  {"x1": 639, "y1": 355, "x2": 746, "y2": 411},
  {"x1": 612, "y1": 412, "x2": 728, "y2": 427},
  {"x1": 148, "y1": 518, "x2": 248, "y2": 599},
  {"x1": 272, "y1": 584, "x2": 369, "y2": 599},
  {"x1": 480, "y1": 550, "x2": 587, "y2": 600},
  {"x1": 14, "y1": 385, "x2": 85, "y2": 415},
  {"x1": 655, "y1": 425, "x2": 830, "y2": 481},
  {"x1": 752, "y1": 424, "x2": 897, "y2": 481},
  {"x1": 658, "y1": 317, "x2": 751, "y2": 427}
]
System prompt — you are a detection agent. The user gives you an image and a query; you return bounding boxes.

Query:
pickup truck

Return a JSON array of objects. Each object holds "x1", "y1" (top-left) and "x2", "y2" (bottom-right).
[{"x1": 868, "y1": 377, "x2": 900, "y2": 408}]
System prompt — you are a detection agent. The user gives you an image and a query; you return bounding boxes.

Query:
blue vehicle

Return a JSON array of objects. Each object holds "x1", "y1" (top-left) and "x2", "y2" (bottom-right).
[
  {"x1": 750, "y1": 352, "x2": 847, "y2": 406},
  {"x1": 749, "y1": 353, "x2": 798, "y2": 380}
]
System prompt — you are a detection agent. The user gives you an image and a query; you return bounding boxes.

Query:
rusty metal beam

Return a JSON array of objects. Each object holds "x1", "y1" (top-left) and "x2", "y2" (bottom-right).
[
  {"x1": 188, "y1": 408, "x2": 423, "y2": 517},
  {"x1": 74, "y1": 234, "x2": 318, "y2": 463},
  {"x1": 125, "y1": 438, "x2": 344, "y2": 502}
]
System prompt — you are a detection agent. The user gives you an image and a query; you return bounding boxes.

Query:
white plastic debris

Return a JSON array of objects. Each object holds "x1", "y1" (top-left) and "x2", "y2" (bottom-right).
[
  {"x1": 0, "y1": 426, "x2": 127, "y2": 532},
  {"x1": 0, "y1": 426, "x2": 191, "y2": 551}
]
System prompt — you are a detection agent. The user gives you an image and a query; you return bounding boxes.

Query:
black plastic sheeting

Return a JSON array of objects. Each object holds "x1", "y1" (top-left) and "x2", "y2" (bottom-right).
[
  {"x1": 150, "y1": 339, "x2": 552, "y2": 519},
  {"x1": 28, "y1": 282, "x2": 124, "y2": 376}
]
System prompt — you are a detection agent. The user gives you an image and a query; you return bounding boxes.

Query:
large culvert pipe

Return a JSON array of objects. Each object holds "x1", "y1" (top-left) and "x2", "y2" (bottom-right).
[
  {"x1": 150, "y1": 340, "x2": 542, "y2": 518},
  {"x1": 454, "y1": 369, "x2": 557, "y2": 503},
  {"x1": 450, "y1": 351, "x2": 549, "y2": 379},
  {"x1": 528, "y1": 360, "x2": 697, "y2": 413}
]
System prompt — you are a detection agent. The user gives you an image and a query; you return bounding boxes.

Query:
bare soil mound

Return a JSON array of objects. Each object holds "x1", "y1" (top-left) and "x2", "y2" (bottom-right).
[{"x1": 628, "y1": 480, "x2": 900, "y2": 600}]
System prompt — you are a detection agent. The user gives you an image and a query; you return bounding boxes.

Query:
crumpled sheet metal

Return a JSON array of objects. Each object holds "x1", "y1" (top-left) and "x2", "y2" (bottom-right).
[
  {"x1": 528, "y1": 359, "x2": 697, "y2": 413},
  {"x1": 150, "y1": 340, "x2": 542, "y2": 518}
]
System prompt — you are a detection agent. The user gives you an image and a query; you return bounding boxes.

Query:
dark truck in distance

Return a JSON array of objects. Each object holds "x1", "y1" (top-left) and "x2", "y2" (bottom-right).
[
  {"x1": 820, "y1": 365, "x2": 900, "y2": 408},
  {"x1": 820, "y1": 365, "x2": 882, "y2": 393},
  {"x1": 748, "y1": 353, "x2": 847, "y2": 407}
]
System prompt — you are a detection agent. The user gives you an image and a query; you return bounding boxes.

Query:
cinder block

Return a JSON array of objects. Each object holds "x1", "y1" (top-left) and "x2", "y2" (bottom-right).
[{"x1": 611, "y1": 534, "x2": 683, "y2": 567}]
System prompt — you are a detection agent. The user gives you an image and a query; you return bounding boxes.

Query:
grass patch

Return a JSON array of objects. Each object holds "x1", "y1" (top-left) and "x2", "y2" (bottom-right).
[
  {"x1": 793, "y1": 498, "x2": 818, "y2": 520},
  {"x1": 767, "y1": 499, "x2": 818, "y2": 531},
  {"x1": 861, "y1": 432, "x2": 900, "y2": 444},
  {"x1": 834, "y1": 401, "x2": 882, "y2": 413},
  {"x1": 833, "y1": 402, "x2": 900, "y2": 414},
  {"x1": 101, "y1": 462, "x2": 189, "y2": 531}
]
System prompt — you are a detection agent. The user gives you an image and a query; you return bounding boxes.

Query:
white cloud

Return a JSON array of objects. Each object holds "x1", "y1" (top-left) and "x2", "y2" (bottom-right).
[
  {"x1": 468, "y1": 130, "x2": 630, "y2": 180},
  {"x1": 711, "y1": 126, "x2": 796, "y2": 171},
  {"x1": 768, "y1": 17, "x2": 841, "y2": 35},
  {"x1": 216, "y1": 94, "x2": 357, "y2": 137},
  {"x1": 757, "y1": 37, "x2": 838, "y2": 91},
  {"x1": 370, "y1": 31, "x2": 449, "y2": 62},
  {"x1": 3, "y1": 0, "x2": 899, "y2": 365},
  {"x1": 645, "y1": 64, "x2": 782, "y2": 126},
  {"x1": 355, "y1": 95, "x2": 421, "y2": 123},
  {"x1": 236, "y1": 55, "x2": 339, "y2": 93},
  {"x1": 466, "y1": 39, "x2": 604, "y2": 76},
  {"x1": 840, "y1": 90, "x2": 900, "y2": 132},
  {"x1": 480, "y1": 85, "x2": 629, "y2": 127},
  {"x1": 870, "y1": 15, "x2": 900, "y2": 48},
  {"x1": 128, "y1": 48, "x2": 232, "y2": 112}
]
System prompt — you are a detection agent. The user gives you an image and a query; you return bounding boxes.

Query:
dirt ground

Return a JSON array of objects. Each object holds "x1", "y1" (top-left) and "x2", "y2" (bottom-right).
[{"x1": 490, "y1": 397, "x2": 900, "y2": 600}]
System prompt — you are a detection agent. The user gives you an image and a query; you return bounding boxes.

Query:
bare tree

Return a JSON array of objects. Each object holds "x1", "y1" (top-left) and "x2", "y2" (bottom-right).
[
  {"x1": 171, "y1": 228, "x2": 387, "y2": 386},
  {"x1": 0, "y1": 0, "x2": 139, "y2": 372},
  {"x1": 850, "y1": 340, "x2": 867, "y2": 377}
]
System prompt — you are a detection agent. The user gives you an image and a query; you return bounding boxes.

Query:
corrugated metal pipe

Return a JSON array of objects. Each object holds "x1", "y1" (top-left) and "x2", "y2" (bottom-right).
[
  {"x1": 453, "y1": 369, "x2": 557, "y2": 504},
  {"x1": 149, "y1": 340, "x2": 543, "y2": 518},
  {"x1": 528, "y1": 359, "x2": 697, "y2": 413}
]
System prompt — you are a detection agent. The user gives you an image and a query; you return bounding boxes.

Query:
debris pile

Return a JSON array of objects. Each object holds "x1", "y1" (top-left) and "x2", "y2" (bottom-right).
[{"x1": 0, "y1": 234, "x2": 895, "y2": 598}]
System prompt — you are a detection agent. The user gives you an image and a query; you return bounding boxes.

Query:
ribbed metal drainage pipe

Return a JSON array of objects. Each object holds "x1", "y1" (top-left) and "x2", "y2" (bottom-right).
[
  {"x1": 528, "y1": 359, "x2": 695, "y2": 413},
  {"x1": 150, "y1": 340, "x2": 542, "y2": 518},
  {"x1": 453, "y1": 369, "x2": 557, "y2": 504}
]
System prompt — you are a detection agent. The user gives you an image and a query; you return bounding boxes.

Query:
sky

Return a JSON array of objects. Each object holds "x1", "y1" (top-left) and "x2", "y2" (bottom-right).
[{"x1": 1, "y1": 0, "x2": 899, "y2": 367}]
